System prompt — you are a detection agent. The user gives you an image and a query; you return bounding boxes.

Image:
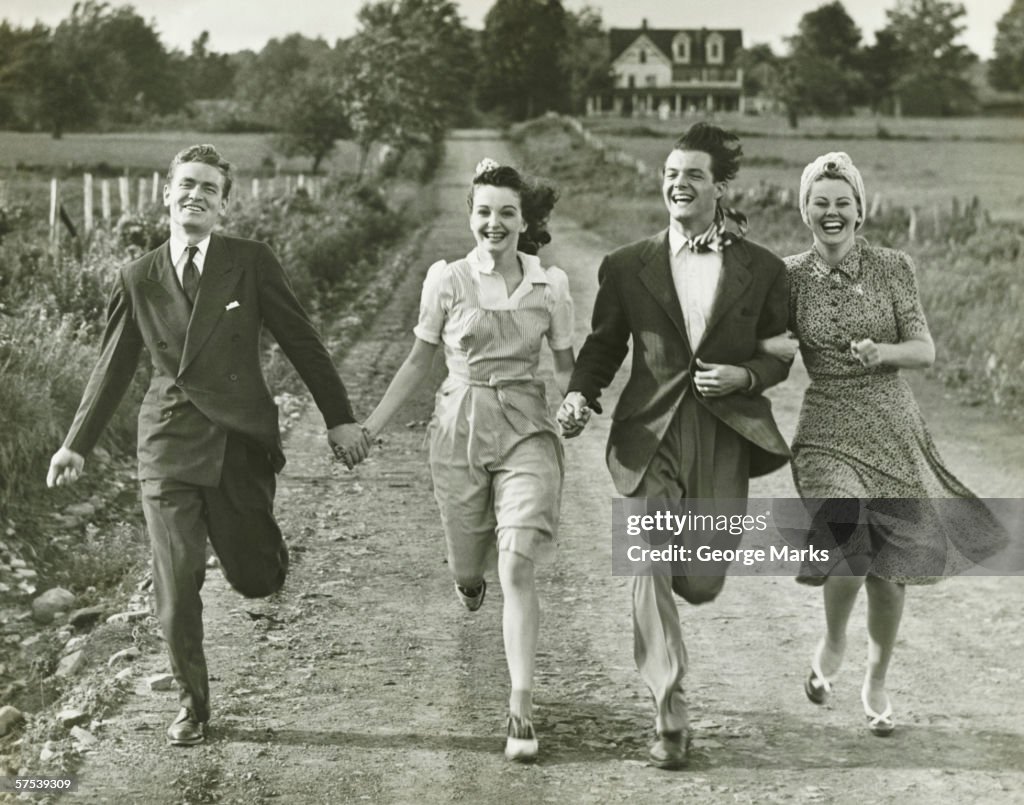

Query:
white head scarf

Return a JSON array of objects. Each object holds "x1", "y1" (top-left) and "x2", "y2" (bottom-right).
[{"x1": 798, "y1": 151, "x2": 866, "y2": 230}]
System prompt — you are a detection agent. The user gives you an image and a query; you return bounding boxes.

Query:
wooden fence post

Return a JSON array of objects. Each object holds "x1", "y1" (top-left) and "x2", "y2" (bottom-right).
[
  {"x1": 118, "y1": 177, "x2": 130, "y2": 218},
  {"x1": 101, "y1": 180, "x2": 112, "y2": 226},
  {"x1": 870, "y1": 193, "x2": 883, "y2": 217},
  {"x1": 0, "y1": 180, "x2": 8, "y2": 208},
  {"x1": 83, "y1": 173, "x2": 94, "y2": 235},
  {"x1": 138, "y1": 178, "x2": 147, "y2": 213},
  {"x1": 152, "y1": 171, "x2": 160, "y2": 205},
  {"x1": 49, "y1": 178, "x2": 61, "y2": 255},
  {"x1": 285, "y1": 176, "x2": 293, "y2": 195},
  {"x1": 908, "y1": 207, "x2": 917, "y2": 243},
  {"x1": 268, "y1": 178, "x2": 277, "y2": 197},
  {"x1": 251, "y1": 178, "x2": 260, "y2": 200}
]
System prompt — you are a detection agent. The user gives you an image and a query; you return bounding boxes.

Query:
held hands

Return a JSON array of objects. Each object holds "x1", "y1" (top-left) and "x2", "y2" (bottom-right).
[
  {"x1": 850, "y1": 338, "x2": 887, "y2": 368},
  {"x1": 46, "y1": 447, "x2": 85, "y2": 488},
  {"x1": 328, "y1": 422, "x2": 372, "y2": 470},
  {"x1": 694, "y1": 359, "x2": 750, "y2": 398},
  {"x1": 557, "y1": 391, "x2": 592, "y2": 439},
  {"x1": 757, "y1": 331, "x2": 800, "y2": 362}
]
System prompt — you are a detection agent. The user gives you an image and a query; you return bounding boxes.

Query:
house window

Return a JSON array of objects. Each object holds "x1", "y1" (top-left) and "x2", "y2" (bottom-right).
[
  {"x1": 628, "y1": 75, "x2": 636, "y2": 88},
  {"x1": 706, "y1": 33, "x2": 724, "y2": 65},
  {"x1": 639, "y1": 49, "x2": 647, "y2": 64},
  {"x1": 646, "y1": 75, "x2": 657, "y2": 87},
  {"x1": 673, "y1": 33, "x2": 691, "y2": 64}
]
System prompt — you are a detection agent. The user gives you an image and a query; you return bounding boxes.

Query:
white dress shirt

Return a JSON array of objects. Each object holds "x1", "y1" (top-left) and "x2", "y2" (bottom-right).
[
  {"x1": 169, "y1": 234, "x2": 211, "y2": 288},
  {"x1": 668, "y1": 226, "x2": 723, "y2": 350}
]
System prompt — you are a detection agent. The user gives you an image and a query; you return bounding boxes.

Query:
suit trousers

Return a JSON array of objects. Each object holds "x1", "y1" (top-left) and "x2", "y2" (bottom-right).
[
  {"x1": 631, "y1": 393, "x2": 749, "y2": 734},
  {"x1": 140, "y1": 433, "x2": 288, "y2": 723}
]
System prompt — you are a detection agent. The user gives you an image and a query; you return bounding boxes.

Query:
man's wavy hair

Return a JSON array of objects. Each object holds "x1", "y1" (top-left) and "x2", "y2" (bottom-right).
[
  {"x1": 166, "y1": 144, "x2": 234, "y2": 198},
  {"x1": 672, "y1": 123, "x2": 743, "y2": 183}
]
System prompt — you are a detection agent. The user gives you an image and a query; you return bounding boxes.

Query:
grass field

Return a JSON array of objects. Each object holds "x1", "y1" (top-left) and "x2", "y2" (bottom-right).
[
  {"x1": 0, "y1": 130, "x2": 362, "y2": 175},
  {"x1": 0, "y1": 130, "x2": 366, "y2": 227},
  {"x1": 585, "y1": 114, "x2": 1024, "y2": 222}
]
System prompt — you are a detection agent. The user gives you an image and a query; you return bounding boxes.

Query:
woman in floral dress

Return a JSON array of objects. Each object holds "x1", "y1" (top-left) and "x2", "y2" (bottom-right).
[{"x1": 761, "y1": 152, "x2": 1006, "y2": 737}]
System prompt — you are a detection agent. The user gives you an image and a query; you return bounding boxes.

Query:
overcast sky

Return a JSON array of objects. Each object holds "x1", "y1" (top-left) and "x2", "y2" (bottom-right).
[{"x1": 1, "y1": 0, "x2": 1008, "y2": 59}]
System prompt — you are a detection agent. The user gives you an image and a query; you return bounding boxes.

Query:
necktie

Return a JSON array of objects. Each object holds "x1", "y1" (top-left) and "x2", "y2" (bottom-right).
[{"x1": 182, "y1": 246, "x2": 200, "y2": 306}]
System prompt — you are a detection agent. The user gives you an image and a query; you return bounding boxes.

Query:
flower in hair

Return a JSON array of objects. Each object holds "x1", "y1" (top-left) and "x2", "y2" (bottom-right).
[{"x1": 475, "y1": 158, "x2": 500, "y2": 177}]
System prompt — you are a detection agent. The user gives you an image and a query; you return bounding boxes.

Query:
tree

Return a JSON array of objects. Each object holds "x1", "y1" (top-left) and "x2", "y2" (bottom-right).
[
  {"x1": 880, "y1": 0, "x2": 978, "y2": 115},
  {"x1": 234, "y1": 33, "x2": 333, "y2": 126},
  {"x1": 990, "y1": 0, "x2": 1024, "y2": 92},
  {"x1": 184, "y1": 31, "x2": 236, "y2": 99},
  {"x1": 776, "y1": 1, "x2": 865, "y2": 125},
  {"x1": 561, "y1": 6, "x2": 612, "y2": 116},
  {"x1": 478, "y1": 0, "x2": 571, "y2": 120},
  {"x1": 337, "y1": 0, "x2": 476, "y2": 177},
  {"x1": 0, "y1": 22, "x2": 50, "y2": 129},
  {"x1": 274, "y1": 70, "x2": 352, "y2": 174},
  {"x1": 355, "y1": 0, "x2": 477, "y2": 128},
  {"x1": 860, "y1": 29, "x2": 908, "y2": 114},
  {"x1": 735, "y1": 43, "x2": 779, "y2": 98},
  {"x1": 15, "y1": 1, "x2": 183, "y2": 135}
]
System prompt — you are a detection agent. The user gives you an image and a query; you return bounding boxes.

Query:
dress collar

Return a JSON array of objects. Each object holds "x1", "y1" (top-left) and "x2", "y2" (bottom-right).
[
  {"x1": 466, "y1": 248, "x2": 550, "y2": 285},
  {"x1": 810, "y1": 240, "x2": 863, "y2": 280}
]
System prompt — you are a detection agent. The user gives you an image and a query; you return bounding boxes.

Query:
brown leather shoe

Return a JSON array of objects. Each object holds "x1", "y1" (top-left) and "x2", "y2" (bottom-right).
[
  {"x1": 648, "y1": 730, "x2": 689, "y2": 770},
  {"x1": 166, "y1": 707, "x2": 205, "y2": 746}
]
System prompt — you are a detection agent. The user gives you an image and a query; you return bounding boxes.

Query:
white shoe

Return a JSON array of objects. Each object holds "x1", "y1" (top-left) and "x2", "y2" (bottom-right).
[{"x1": 504, "y1": 714, "x2": 538, "y2": 762}]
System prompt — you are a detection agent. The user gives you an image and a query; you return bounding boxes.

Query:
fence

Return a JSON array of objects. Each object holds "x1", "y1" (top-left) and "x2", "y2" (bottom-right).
[
  {"x1": 0, "y1": 172, "x2": 328, "y2": 247},
  {"x1": 549, "y1": 112, "x2": 991, "y2": 246}
]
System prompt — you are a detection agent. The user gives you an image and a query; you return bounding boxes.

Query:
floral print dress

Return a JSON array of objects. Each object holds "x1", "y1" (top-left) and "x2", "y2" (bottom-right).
[{"x1": 786, "y1": 240, "x2": 1006, "y2": 584}]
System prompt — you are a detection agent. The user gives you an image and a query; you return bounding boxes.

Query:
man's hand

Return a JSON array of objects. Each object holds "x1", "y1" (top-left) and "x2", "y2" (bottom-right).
[
  {"x1": 47, "y1": 447, "x2": 85, "y2": 488},
  {"x1": 694, "y1": 359, "x2": 751, "y2": 398},
  {"x1": 328, "y1": 423, "x2": 372, "y2": 469},
  {"x1": 557, "y1": 391, "x2": 592, "y2": 439}
]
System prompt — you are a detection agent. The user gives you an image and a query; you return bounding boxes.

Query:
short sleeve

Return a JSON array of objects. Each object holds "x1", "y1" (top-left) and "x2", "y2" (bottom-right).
[
  {"x1": 888, "y1": 251, "x2": 930, "y2": 341},
  {"x1": 544, "y1": 266, "x2": 575, "y2": 351},
  {"x1": 412, "y1": 260, "x2": 450, "y2": 344}
]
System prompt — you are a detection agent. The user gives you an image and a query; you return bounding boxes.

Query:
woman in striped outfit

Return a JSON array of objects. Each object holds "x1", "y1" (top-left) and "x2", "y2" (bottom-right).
[{"x1": 364, "y1": 159, "x2": 583, "y2": 762}]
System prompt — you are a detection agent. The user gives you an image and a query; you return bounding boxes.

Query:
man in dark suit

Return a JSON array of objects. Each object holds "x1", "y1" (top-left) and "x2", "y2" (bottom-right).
[
  {"x1": 558, "y1": 124, "x2": 791, "y2": 769},
  {"x1": 46, "y1": 144, "x2": 370, "y2": 746}
]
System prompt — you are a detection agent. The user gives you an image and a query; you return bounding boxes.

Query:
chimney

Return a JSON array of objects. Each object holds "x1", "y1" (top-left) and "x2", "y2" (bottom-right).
[{"x1": 641, "y1": 18, "x2": 648, "y2": 30}]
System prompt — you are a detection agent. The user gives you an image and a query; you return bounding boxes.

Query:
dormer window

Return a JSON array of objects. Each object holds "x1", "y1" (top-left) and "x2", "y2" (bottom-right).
[
  {"x1": 672, "y1": 33, "x2": 691, "y2": 64},
  {"x1": 706, "y1": 33, "x2": 724, "y2": 64}
]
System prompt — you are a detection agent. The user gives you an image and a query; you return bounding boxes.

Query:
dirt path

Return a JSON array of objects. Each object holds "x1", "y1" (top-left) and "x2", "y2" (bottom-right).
[{"x1": 60, "y1": 132, "x2": 1023, "y2": 805}]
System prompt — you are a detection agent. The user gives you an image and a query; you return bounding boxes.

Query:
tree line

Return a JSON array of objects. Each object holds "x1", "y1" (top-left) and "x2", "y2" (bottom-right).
[
  {"x1": 743, "y1": 0, "x2": 1024, "y2": 124},
  {"x1": 0, "y1": 0, "x2": 1021, "y2": 163}
]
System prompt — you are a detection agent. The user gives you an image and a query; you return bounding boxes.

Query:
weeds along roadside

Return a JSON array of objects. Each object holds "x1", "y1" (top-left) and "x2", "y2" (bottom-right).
[
  {"x1": 0, "y1": 148, "x2": 440, "y2": 778},
  {"x1": 509, "y1": 115, "x2": 1024, "y2": 420}
]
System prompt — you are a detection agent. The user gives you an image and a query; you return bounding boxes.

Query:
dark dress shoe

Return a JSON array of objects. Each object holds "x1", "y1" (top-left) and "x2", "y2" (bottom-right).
[
  {"x1": 648, "y1": 730, "x2": 689, "y2": 770},
  {"x1": 166, "y1": 707, "x2": 205, "y2": 746}
]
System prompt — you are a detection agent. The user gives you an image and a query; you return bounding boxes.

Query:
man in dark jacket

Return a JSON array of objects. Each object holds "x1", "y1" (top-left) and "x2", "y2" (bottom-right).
[
  {"x1": 559, "y1": 123, "x2": 791, "y2": 769},
  {"x1": 47, "y1": 144, "x2": 370, "y2": 746}
]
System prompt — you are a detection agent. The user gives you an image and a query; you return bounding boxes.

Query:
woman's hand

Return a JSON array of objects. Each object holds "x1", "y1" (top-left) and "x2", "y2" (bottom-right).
[
  {"x1": 756, "y1": 331, "x2": 800, "y2": 361},
  {"x1": 557, "y1": 391, "x2": 591, "y2": 439},
  {"x1": 850, "y1": 338, "x2": 886, "y2": 368}
]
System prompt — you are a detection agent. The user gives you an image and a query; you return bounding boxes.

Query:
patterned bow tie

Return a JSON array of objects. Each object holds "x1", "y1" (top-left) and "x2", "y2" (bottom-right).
[{"x1": 681, "y1": 206, "x2": 748, "y2": 253}]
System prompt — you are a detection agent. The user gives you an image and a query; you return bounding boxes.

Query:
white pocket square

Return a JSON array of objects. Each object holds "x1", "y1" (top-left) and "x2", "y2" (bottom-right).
[{"x1": 225, "y1": 300, "x2": 240, "y2": 310}]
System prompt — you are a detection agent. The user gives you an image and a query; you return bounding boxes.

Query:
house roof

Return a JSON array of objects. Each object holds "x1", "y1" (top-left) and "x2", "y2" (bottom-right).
[{"x1": 610, "y1": 28, "x2": 743, "y2": 64}]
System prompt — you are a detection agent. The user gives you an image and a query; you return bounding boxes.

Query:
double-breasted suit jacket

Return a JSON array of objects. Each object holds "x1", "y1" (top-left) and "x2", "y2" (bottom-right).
[
  {"x1": 64, "y1": 233, "x2": 353, "y2": 485},
  {"x1": 569, "y1": 230, "x2": 791, "y2": 496}
]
